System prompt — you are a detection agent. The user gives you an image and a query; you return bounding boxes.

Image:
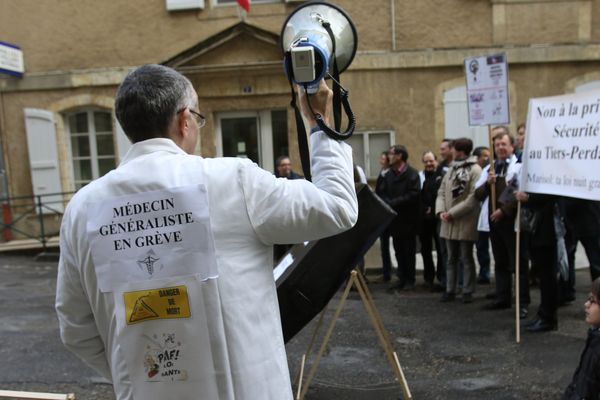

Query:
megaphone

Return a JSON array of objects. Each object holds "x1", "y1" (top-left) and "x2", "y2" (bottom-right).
[{"x1": 280, "y1": 1, "x2": 357, "y2": 93}]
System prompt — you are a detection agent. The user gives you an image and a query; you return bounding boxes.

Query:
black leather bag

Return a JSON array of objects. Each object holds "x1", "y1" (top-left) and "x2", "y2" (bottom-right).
[{"x1": 275, "y1": 184, "x2": 396, "y2": 343}]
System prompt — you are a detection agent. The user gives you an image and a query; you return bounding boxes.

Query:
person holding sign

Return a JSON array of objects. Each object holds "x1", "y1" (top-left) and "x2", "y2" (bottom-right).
[
  {"x1": 55, "y1": 64, "x2": 358, "y2": 400},
  {"x1": 515, "y1": 191, "x2": 561, "y2": 332},
  {"x1": 475, "y1": 127, "x2": 530, "y2": 317}
]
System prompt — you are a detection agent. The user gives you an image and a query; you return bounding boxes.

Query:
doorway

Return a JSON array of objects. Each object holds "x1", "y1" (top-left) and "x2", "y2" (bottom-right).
[{"x1": 216, "y1": 110, "x2": 288, "y2": 174}]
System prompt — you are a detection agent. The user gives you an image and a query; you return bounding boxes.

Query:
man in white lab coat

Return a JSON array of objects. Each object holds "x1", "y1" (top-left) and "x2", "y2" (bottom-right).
[{"x1": 55, "y1": 64, "x2": 358, "y2": 400}]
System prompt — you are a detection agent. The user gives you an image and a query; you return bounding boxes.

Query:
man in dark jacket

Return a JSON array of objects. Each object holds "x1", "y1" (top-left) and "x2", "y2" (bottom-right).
[
  {"x1": 516, "y1": 192, "x2": 561, "y2": 332},
  {"x1": 379, "y1": 145, "x2": 421, "y2": 291},
  {"x1": 475, "y1": 128, "x2": 530, "y2": 317},
  {"x1": 561, "y1": 198, "x2": 600, "y2": 304},
  {"x1": 419, "y1": 151, "x2": 444, "y2": 290},
  {"x1": 275, "y1": 155, "x2": 303, "y2": 179},
  {"x1": 375, "y1": 151, "x2": 392, "y2": 282}
]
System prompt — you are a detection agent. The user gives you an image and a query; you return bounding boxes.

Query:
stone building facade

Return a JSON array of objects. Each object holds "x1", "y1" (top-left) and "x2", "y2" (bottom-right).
[{"x1": 1, "y1": 0, "x2": 600, "y2": 239}]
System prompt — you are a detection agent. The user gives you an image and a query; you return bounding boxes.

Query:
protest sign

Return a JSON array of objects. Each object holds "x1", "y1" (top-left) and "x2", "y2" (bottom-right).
[
  {"x1": 464, "y1": 53, "x2": 510, "y2": 126},
  {"x1": 521, "y1": 89, "x2": 600, "y2": 201}
]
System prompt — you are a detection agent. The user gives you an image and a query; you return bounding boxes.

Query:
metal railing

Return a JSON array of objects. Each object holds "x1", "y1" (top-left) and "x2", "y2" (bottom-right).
[{"x1": 0, "y1": 191, "x2": 76, "y2": 251}]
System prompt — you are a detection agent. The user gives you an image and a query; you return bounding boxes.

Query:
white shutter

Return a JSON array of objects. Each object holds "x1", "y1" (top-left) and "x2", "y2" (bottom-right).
[
  {"x1": 115, "y1": 118, "x2": 132, "y2": 163},
  {"x1": 24, "y1": 108, "x2": 64, "y2": 213},
  {"x1": 575, "y1": 80, "x2": 600, "y2": 93},
  {"x1": 166, "y1": 0, "x2": 204, "y2": 11},
  {"x1": 443, "y1": 86, "x2": 488, "y2": 149}
]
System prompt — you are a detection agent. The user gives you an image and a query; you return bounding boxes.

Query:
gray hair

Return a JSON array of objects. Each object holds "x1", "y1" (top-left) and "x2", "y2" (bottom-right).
[{"x1": 115, "y1": 64, "x2": 196, "y2": 143}]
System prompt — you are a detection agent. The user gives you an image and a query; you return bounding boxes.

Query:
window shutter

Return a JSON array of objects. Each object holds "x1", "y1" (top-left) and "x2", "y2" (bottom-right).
[
  {"x1": 575, "y1": 80, "x2": 600, "y2": 93},
  {"x1": 24, "y1": 108, "x2": 64, "y2": 213},
  {"x1": 115, "y1": 118, "x2": 132, "y2": 163}
]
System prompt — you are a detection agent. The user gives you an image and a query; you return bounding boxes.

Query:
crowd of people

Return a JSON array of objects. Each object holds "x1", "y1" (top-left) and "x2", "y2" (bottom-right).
[
  {"x1": 372, "y1": 126, "x2": 600, "y2": 335},
  {"x1": 53, "y1": 65, "x2": 599, "y2": 399}
]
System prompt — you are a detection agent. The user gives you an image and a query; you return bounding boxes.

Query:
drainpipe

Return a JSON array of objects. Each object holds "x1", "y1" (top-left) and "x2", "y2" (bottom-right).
[{"x1": 391, "y1": 0, "x2": 396, "y2": 51}]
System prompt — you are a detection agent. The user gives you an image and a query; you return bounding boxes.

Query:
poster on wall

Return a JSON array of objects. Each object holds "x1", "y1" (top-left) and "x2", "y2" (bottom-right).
[
  {"x1": 464, "y1": 53, "x2": 509, "y2": 126},
  {"x1": 520, "y1": 89, "x2": 600, "y2": 201}
]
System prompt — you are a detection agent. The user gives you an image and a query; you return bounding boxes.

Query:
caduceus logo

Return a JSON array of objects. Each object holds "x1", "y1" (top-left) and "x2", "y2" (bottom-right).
[{"x1": 137, "y1": 249, "x2": 163, "y2": 276}]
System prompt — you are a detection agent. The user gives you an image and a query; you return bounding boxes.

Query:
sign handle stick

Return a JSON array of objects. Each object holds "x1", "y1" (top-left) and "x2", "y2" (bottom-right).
[
  {"x1": 488, "y1": 125, "x2": 497, "y2": 212},
  {"x1": 515, "y1": 201, "x2": 522, "y2": 343}
]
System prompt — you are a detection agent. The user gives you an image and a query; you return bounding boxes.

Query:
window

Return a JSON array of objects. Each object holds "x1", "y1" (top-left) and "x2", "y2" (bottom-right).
[
  {"x1": 213, "y1": 0, "x2": 279, "y2": 6},
  {"x1": 346, "y1": 130, "x2": 394, "y2": 179},
  {"x1": 216, "y1": 109, "x2": 288, "y2": 174},
  {"x1": 66, "y1": 110, "x2": 116, "y2": 189}
]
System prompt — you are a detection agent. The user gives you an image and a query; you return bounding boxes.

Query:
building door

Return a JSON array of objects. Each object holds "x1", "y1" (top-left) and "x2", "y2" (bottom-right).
[{"x1": 216, "y1": 110, "x2": 288, "y2": 174}]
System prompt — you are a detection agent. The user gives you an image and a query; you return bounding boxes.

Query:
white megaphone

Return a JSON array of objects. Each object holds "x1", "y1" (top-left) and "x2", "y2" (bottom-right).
[{"x1": 280, "y1": 1, "x2": 357, "y2": 94}]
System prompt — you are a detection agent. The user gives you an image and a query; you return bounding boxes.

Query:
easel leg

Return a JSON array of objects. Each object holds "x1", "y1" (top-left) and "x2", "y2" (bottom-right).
[
  {"x1": 296, "y1": 269, "x2": 413, "y2": 400},
  {"x1": 294, "y1": 307, "x2": 328, "y2": 389},
  {"x1": 355, "y1": 271, "x2": 412, "y2": 399},
  {"x1": 298, "y1": 271, "x2": 355, "y2": 399}
]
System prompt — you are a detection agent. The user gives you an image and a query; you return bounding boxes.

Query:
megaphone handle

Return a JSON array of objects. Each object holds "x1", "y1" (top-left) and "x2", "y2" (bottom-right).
[{"x1": 314, "y1": 89, "x2": 356, "y2": 141}]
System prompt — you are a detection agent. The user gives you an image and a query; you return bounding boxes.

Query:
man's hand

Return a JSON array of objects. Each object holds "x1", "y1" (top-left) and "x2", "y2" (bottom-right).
[
  {"x1": 487, "y1": 170, "x2": 497, "y2": 185},
  {"x1": 515, "y1": 191, "x2": 529, "y2": 203},
  {"x1": 440, "y1": 212, "x2": 453, "y2": 222},
  {"x1": 490, "y1": 208, "x2": 504, "y2": 222},
  {"x1": 296, "y1": 80, "x2": 332, "y2": 128}
]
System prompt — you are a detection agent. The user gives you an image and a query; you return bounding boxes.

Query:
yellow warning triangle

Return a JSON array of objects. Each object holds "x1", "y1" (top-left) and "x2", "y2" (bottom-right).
[{"x1": 129, "y1": 296, "x2": 159, "y2": 323}]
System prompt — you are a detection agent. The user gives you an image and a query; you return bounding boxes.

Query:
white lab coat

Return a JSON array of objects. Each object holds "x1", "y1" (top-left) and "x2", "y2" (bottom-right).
[
  {"x1": 56, "y1": 133, "x2": 358, "y2": 400},
  {"x1": 475, "y1": 154, "x2": 521, "y2": 232}
]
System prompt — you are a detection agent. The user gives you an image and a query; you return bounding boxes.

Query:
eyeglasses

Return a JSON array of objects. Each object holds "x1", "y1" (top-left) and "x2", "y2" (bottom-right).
[
  {"x1": 587, "y1": 296, "x2": 599, "y2": 306},
  {"x1": 178, "y1": 108, "x2": 206, "y2": 128}
]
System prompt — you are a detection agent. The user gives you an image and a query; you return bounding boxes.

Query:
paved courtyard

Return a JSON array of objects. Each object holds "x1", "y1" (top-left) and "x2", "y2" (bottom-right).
[{"x1": 0, "y1": 249, "x2": 594, "y2": 399}]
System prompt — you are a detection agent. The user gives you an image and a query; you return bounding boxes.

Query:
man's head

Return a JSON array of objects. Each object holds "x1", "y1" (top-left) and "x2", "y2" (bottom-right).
[
  {"x1": 115, "y1": 64, "x2": 203, "y2": 154},
  {"x1": 379, "y1": 151, "x2": 390, "y2": 170},
  {"x1": 516, "y1": 123, "x2": 526, "y2": 151},
  {"x1": 473, "y1": 146, "x2": 490, "y2": 168},
  {"x1": 451, "y1": 138, "x2": 473, "y2": 160},
  {"x1": 439, "y1": 139, "x2": 454, "y2": 163},
  {"x1": 388, "y1": 145, "x2": 408, "y2": 168},
  {"x1": 421, "y1": 151, "x2": 437, "y2": 172},
  {"x1": 275, "y1": 156, "x2": 293, "y2": 178},
  {"x1": 492, "y1": 126, "x2": 514, "y2": 161}
]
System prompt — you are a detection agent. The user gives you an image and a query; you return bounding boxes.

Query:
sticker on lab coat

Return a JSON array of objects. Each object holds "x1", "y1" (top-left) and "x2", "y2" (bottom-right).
[
  {"x1": 124, "y1": 285, "x2": 191, "y2": 325},
  {"x1": 87, "y1": 185, "x2": 218, "y2": 292},
  {"x1": 142, "y1": 333, "x2": 188, "y2": 382}
]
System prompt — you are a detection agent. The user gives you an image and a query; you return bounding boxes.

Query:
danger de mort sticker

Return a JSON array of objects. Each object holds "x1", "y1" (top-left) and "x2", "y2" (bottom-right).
[{"x1": 124, "y1": 285, "x2": 191, "y2": 325}]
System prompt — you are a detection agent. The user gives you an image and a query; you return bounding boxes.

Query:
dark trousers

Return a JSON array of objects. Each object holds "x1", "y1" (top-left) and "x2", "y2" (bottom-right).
[
  {"x1": 581, "y1": 234, "x2": 600, "y2": 280},
  {"x1": 532, "y1": 244, "x2": 558, "y2": 322},
  {"x1": 391, "y1": 231, "x2": 416, "y2": 285},
  {"x1": 476, "y1": 230, "x2": 491, "y2": 280},
  {"x1": 489, "y1": 223, "x2": 530, "y2": 306},
  {"x1": 436, "y1": 221, "x2": 447, "y2": 286},
  {"x1": 380, "y1": 229, "x2": 392, "y2": 280},
  {"x1": 419, "y1": 218, "x2": 443, "y2": 284},
  {"x1": 560, "y1": 233, "x2": 578, "y2": 302},
  {"x1": 561, "y1": 233, "x2": 600, "y2": 301}
]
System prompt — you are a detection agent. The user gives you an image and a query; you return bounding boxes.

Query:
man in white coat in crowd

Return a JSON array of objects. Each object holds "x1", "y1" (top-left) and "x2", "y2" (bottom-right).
[{"x1": 55, "y1": 64, "x2": 358, "y2": 400}]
